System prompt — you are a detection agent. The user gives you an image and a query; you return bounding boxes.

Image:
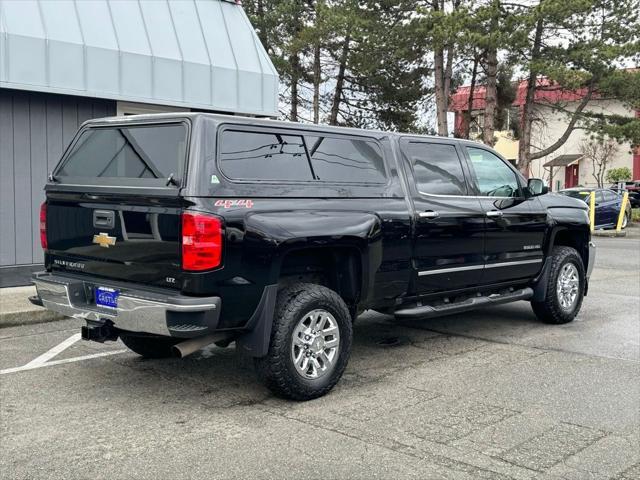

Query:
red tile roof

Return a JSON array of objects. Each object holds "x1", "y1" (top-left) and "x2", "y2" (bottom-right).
[{"x1": 449, "y1": 77, "x2": 591, "y2": 112}]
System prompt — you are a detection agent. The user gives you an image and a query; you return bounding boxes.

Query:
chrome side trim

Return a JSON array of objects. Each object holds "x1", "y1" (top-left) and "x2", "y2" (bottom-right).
[
  {"x1": 484, "y1": 259, "x2": 543, "y2": 269},
  {"x1": 418, "y1": 264, "x2": 483, "y2": 276},
  {"x1": 418, "y1": 258, "x2": 542, "y2": 276}
]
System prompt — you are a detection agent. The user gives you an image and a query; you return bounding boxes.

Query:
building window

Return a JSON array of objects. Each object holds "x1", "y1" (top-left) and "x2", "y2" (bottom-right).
[{"x1": 469, "y1": 112, "x2": 484, "y2": 137}]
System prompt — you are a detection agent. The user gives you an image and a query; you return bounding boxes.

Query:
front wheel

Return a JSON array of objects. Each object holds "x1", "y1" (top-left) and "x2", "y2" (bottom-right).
[
  {"x1": 531, "y1": 246, "x2": 585, "y2": 324},
  {"x1": 255, "y1": 283, "x2": 353, "y2": 401}
]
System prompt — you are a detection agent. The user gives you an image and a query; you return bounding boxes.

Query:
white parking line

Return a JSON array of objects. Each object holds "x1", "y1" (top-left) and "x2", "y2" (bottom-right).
[
  {"x1": 23, "y1": 333, "x2": 81, "y2": 368},
  {"x1": 0, "y1": 350, "x2": 127, "y2": 375},
  {"x1": 0, "y1": 333, "x2": 128, "y2": 375}
]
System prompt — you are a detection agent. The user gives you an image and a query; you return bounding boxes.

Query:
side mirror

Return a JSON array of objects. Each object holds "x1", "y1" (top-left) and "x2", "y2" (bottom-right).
[{"x1": 527, "y1": 178, "x2": 548, "y2": 196}]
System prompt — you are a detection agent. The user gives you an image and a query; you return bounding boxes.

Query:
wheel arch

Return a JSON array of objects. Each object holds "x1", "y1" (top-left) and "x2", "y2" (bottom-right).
[
  {"x1": 275, "y1": 243, "x2": 369, "y2": 317},
  {"x1": 237, "y1": 211, "x2": 382, "y2": 358},
  {"x1": 534, "y1": 225, "x2": 590, "y2": 303},
  {"x1": 246, "y1": 210, "x2": 384, "y2": 312},
  {"x1": 547, "y1": 226, "x2": 590, "y2": 271}
]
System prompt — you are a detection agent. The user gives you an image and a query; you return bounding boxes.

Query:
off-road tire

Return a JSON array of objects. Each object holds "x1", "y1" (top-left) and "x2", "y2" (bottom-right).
[
  {"x1": 120, "y1": 334, "x2": 180, "y2": 359},
  {"x1": 531, "y1": 246, "x2": 585, "y2": 324},
  {"x1": 255, "y1": 283, "x2": 353, "y2": 401}
]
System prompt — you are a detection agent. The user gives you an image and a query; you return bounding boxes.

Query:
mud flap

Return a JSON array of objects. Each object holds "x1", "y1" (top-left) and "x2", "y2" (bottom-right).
[
  {"x1": 236, "y1": 284, "x2": 278, "y2": 357},
  {"x1": 532, "y1": 258, "x2": 551, "y2": 302}
]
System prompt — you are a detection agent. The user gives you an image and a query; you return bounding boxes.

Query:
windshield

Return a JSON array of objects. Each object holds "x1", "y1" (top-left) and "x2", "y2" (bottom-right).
[
  {"x1": 559, "y1": 190, "x2": 591, "y2": 203},
  {"x1": 56, "y1": 123, "x2": 188, "y2": 186}
]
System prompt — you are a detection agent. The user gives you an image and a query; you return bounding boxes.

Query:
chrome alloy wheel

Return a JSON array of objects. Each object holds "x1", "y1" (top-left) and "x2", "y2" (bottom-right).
[
  {"x1": 291, "y1": 309, "x2": 340, "y2": 379},
  {"x1": 557, "y1": 263, "x2": 579, "y2": 311}
]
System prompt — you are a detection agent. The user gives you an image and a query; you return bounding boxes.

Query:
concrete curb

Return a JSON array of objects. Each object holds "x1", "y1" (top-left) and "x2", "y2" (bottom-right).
[
  {"x1": 592, "y1": 230, "x2": 627, "y2": 238},
  {"x1": 0, "y1": 286, "x2": 65, "y2": 328},
  {"x1": 0, "y1": 309, "x2": 66, "y2": 328}
]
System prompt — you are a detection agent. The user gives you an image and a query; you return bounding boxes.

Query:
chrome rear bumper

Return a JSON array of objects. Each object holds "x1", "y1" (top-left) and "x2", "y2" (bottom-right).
[{"x1": 32, "y1": 271, "x2": 221, "y2": 337}]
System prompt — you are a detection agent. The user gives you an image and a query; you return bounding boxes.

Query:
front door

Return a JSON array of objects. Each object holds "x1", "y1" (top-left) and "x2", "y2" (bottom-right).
[
  {"x1": 565, "y1": 163, "x2": 579, "y2": 188},
  {"x1": 599, "y1": 189, "x2": 620, "y2": 227},
  {"x1": 592, "y1": 190, "x2": 607, "y2": 226},
  {"x1": 463, "y1": 146, "x2": 546, "y2": 284},
  {"x1": 399, "y1": 138, "x2": 486, "y2": 294}
]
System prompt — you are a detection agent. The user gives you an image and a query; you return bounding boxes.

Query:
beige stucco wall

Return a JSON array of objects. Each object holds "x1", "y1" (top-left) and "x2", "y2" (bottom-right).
[
  {"x1": 493, "y1": 131, "x2": 520, "y2": 161},
  {"x1": 528, "y1": 99, "x2": 635, "y2": 190}
]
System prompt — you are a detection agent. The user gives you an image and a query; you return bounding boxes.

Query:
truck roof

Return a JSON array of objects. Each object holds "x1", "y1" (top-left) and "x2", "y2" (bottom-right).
[{"x1": 80, "y1": 112, "x2": 485, "y2": 147}]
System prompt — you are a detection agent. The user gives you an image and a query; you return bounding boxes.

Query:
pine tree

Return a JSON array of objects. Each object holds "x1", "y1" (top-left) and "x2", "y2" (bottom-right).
[
  {"x1": 245, "y1": 0, "x2": 430, "y2": 131},
  {"x1": 514, "y1": 0, "x2": 640, "y2": 174}
]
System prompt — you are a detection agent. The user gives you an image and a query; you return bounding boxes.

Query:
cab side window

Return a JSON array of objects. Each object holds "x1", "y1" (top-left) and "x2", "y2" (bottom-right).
[
  {"x1": 466, "y1": 147, "x2": 520, "y2": 197},
  {"x1": 404, "y1": 142, "x2": 468, "y2": 196},
  {"x1": 217, "y1": 128, "x2": 387, "y2": 184},
  {"x1": 219, "y1": 130, "x2": 313, "y2": 181}
]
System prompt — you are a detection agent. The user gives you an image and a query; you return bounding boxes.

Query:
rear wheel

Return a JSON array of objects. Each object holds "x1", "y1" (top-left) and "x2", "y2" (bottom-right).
[
  {"x1": 621, "y1": 211, "x2": 629, "y2": 229},
  {"x1": 255, "y1": 283, "x2": 353, "y2": 401},
  {"x1": 531, "y1": 246, "x2": 585, "y2": 324},
  {"x1": 120, "y1": 334, "x2": 179, "y2": 359}
]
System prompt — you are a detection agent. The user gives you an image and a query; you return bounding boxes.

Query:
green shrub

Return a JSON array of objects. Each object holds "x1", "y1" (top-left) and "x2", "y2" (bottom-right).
[{"x1": 606, "y1": 167, "x2": 632, "y2": 184}]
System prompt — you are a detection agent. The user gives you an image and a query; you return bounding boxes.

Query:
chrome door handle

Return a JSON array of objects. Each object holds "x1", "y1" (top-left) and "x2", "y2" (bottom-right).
[
  {"x1": 419, "y1": 210, "x2": 440, "y2": 219},
  {"x1": 486, "y1": 210, "x2": 503, "y2": 218}
]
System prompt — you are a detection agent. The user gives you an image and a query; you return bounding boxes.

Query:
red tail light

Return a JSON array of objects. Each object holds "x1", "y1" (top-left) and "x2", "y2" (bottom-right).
[
  {"x1": 39, "y1": 202, "x2": 47, "y2": 250},
  {"x1": 181, "y1": 212, "x2": 223, "y2": 271}
]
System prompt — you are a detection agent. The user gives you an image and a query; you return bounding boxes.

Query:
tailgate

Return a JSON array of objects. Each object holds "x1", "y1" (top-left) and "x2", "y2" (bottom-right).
[
  {"x1": 46, "y1": 193, "x2": 182, "y2": 289},
  {"x1": 43, "y1": 120, "x2": 190, "y2": 289}
]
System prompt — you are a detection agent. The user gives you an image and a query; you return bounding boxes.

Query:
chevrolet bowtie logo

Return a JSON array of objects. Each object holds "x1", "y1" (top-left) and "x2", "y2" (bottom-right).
[{"x1": 93, "y1": 232, "x2": 116, "y2": 248}]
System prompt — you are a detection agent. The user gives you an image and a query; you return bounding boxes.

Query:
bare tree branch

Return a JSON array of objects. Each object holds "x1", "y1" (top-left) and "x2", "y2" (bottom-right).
[{"x1": 530, "y1": 81, "x2": 596, "y2": 161}]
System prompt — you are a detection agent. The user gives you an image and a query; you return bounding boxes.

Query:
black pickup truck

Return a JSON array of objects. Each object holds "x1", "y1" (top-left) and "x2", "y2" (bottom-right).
[{"x1": 32, "y1": 113, "x2": 595, "y2": 400}]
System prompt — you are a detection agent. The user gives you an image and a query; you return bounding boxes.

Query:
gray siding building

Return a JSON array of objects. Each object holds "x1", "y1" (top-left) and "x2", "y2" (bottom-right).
[{"x1": 0, "y1": 0, "x2": 278, "y2": 285}]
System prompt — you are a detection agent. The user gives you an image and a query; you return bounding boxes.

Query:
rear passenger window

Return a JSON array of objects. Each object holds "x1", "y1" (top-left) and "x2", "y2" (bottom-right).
[
  {"x1": 219, "y1": 130, "x2": 313, "y2": 181},
  {"x1": 218, "y1": 129, "x2": 386, "y2": 184},
  {"x1": 305, "y1": 135, "x2": 386, "y2": 183},
  {"x1": 404, "y1": 142, "x2": 467, "y2": 195}
]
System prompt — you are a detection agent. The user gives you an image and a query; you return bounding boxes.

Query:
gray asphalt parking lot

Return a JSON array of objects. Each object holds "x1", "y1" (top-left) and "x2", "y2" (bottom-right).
[{"x1": 1, "y1": 235, "x2": 638, "y2": 480}]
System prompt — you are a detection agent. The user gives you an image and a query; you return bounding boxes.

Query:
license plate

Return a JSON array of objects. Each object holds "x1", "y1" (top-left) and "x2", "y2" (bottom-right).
[{"x1": 95, "y1": 287, "x2": 119, "y2": 309}]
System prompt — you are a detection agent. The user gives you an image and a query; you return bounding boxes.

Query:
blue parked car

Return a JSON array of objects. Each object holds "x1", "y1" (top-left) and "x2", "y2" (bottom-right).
[{"x1": 559, "y1": 188, "x2": 632, "y2": 229}]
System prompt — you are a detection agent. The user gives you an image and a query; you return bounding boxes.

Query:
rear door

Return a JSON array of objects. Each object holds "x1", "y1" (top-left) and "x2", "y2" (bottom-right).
[
  {"x1": 462, "y1": 145, "x2": 546, "y2": 284},
  {"x1": 45, "y1": 121, "x2": 189, "y2": 289},
  {"x1": 400, "y1": 138, "x2": 485, "y2": 294}
]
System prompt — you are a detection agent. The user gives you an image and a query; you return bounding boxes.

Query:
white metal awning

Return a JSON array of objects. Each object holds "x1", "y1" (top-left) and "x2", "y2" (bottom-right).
[
  {"x1": 0, "y1": 0, "x2": 278, "y2": 116},
  {"x1": 543, "y1": 154, "x2": 584, "y2": 168}
]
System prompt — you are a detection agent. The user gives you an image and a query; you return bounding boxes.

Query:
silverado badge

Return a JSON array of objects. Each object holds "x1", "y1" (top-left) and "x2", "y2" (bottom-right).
[{"x1": 93, "y1": 232, "x2": 116, "y2": 248}]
